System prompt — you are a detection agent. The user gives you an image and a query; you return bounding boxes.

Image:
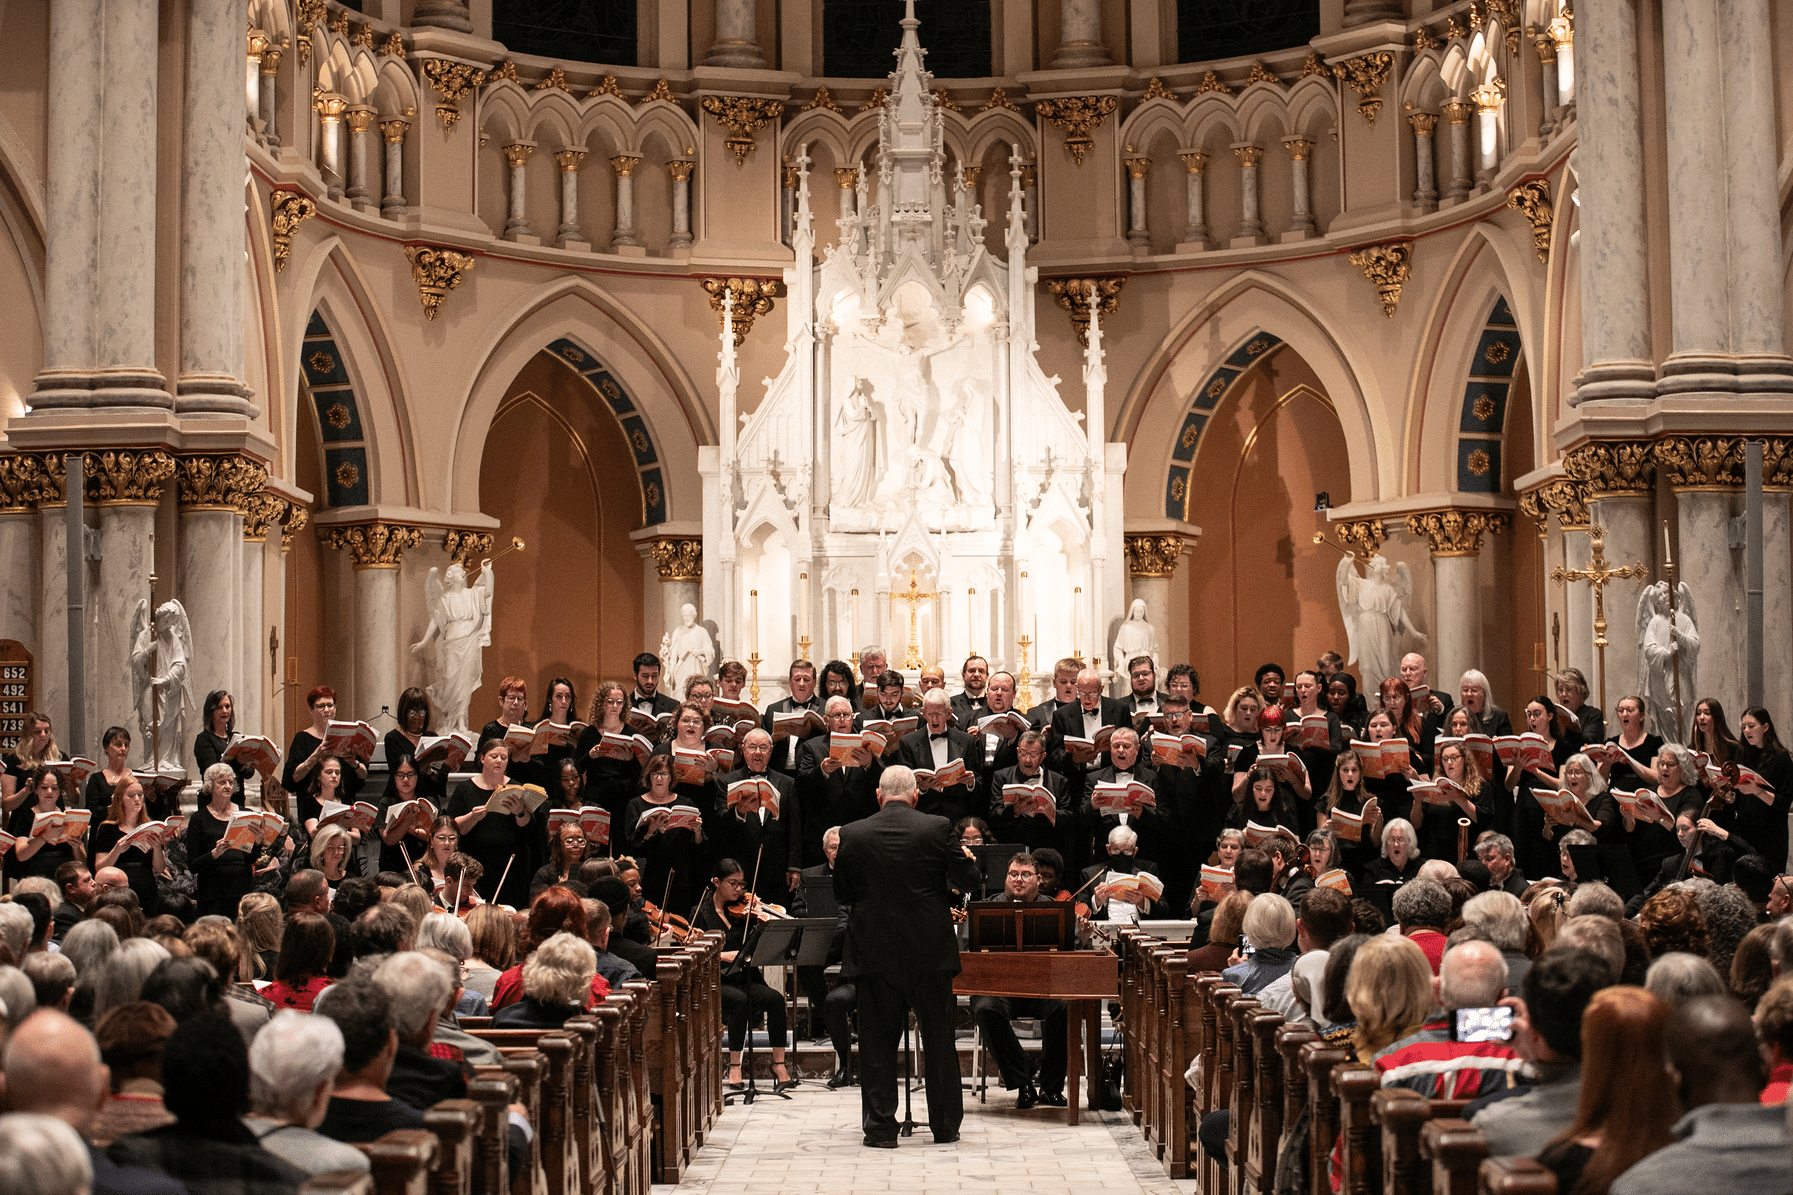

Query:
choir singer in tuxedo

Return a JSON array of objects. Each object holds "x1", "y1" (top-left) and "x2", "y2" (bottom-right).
[{"x1": 833, "y1": 765, "x2": 981, "y2": 1148}]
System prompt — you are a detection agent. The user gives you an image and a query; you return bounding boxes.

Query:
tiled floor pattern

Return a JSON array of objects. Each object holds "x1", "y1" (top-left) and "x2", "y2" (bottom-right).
[{"x1": 653, "y1": 1078, "x2": 1203, "y2": 1195}]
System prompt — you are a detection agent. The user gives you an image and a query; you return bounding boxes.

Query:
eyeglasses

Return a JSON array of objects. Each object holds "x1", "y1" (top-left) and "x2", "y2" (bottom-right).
[{"x1": 719, "y1": 877, "x2": 745, "y2": 889}]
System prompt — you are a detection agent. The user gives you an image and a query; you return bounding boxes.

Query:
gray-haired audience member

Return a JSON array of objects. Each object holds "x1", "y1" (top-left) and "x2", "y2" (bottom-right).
[
  {"x1": 1609, "y1": 996, "x2": 1789, "y2": 1194},
  {"x1": 93, "y1": 939, "x2": 171, "y2": 1020},
  {"x1": 1453, "y1": 890, "x2": 1532, "y2": 992},
  {"x1": 22, "y1": 952, "x2": 76, "y2": 1012},
  {"x1": 0, "y1": 966, "x2": 35, "y2": 1029},
  {"x1": 0, "y1": 1113, "x2": 93, "y2": 1195},
  {"x1": 1643, "y1": 953, "x2": 1729, "y2": 1009},
  {"x1": 244, "y1": 1012, "x2": 372, "y2": 1176}
]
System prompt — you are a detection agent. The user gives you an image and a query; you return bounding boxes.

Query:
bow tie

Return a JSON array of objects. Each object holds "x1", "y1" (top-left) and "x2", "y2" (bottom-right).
[{"x1": 931, "y1": 733, "x2": 950, "y2": 741}]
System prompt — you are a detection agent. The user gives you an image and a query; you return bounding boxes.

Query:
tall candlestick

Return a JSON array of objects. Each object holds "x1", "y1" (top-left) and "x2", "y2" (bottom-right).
[
  {"x1": 799, "y1": 571, "x2": 809, "y2": 652},
  {"x1": 1073, "y1": 586, "x2": 1082, "y2": 663}
]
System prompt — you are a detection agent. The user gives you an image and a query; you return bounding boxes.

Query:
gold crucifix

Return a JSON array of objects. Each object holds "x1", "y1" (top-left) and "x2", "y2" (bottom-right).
[
  {"x1": 896, "y1": 569, "x2": 937, "y2": 671},
  {"x1": 1551, "y1": 523, "x2": 1647, "y2": 712}
]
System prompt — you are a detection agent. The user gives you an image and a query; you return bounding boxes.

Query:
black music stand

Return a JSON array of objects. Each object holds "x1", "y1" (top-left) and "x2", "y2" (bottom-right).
[
  {"x1": 723, "y1": 917, "x2": 834, "y2": 1104},
  {"x1": 969, "y1": 843, "x2": 1027, "y2": 897},
  {"x1": 965, "y1": 901, "x2": 1076, "y2": 951},
  {"x1": 1565, "y1": 843, "x2": 1643, "y2": 902},
  {"x1": 798, "y1": 876, "x2": 839, "y2": 920}
]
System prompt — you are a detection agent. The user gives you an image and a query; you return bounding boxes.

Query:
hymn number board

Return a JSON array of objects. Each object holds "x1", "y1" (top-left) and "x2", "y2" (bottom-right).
[{"x1": 0, "y1": 641, "x2": 30, "y2": 753}]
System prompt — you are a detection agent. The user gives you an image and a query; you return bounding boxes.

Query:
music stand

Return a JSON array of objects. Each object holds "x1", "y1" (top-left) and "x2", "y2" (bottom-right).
[
  {"x1": 798, "y1": 876, "x2": 839, "y2": 920},
  {"x1": 970, "y1": 843, "x2": 1026, "y2": 897},
  {"x1": 1566, "y1": 844, "x2": 1643, "y2": 902},
  {"x1": 965, "y1": 901, "x2": 1076, "y2": 952},
  {"x1": 724, "y1": 918, "x2": 834, "y2": 1104}
]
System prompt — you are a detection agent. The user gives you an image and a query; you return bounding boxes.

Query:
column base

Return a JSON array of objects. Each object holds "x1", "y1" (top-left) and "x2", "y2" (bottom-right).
[
  {"x1": 1050, "y1": 40, "x2": 1112, "y2": 69},
  {"x1": 1278, "y1": 229, "x2": 1313, "y2": 244},
  {"x1": 381, "y1": 197, "x2": 407, "y2": 220},
  {"x1": 90, "y1": 368, "x2": 173, "y2": 410},
  {"x1": 504, "y1": 232, "x2": 542, "y2": 246},
  {"x1": 1174, "y1": 240, "x2": 1210, "y2": 253},
  {"x1": 29, "y1": 370, "x2": 98, "y2": 409},
  {"x1": 1127, "y1": 232, "x2": 1149, "y2": 249},
  {"x1": 614, "y1": 245, "x2": 649, "y2": 258},
  {"x1": 1571, "y1": 360, "x2": 1658, "y2": 405},
  {"x1": 411, "y1": 0, "x2": 473, "y2": 32},
  {"x1": 1229, "y1": 233, "x2": 1265, "y2": 249},
  {"x1": 704, "y1": 40, "x2": 766, "y2": 68},
  {"x1": 176, "y1": 374, "x2": 260, "y2": 419}
]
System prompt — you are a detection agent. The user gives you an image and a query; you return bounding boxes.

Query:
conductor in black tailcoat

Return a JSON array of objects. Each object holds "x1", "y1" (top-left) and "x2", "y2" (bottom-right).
[{"x1": 833, "y1": 764, "x2": 981, "y2": 1148}]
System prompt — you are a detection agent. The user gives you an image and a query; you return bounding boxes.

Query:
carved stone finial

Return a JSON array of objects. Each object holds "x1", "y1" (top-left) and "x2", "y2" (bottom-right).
[
  {"x1": 403, "y1": 245, "x2": 476, "y2": 321},
  {"x1": 324, "y1": 522, "x2": 424, "y2": 570},
  {"x1": 979, "y1": 88, "x2": 1021, "y2": 112},
  {"x1": 1348, "y1": 242, "x2": 1413, "y2": 317},
  {"x1": 802, "y1": 86, "x2": 841, "y2": 112}
]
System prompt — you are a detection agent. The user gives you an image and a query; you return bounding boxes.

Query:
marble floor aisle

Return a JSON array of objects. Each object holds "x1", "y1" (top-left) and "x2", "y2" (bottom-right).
[{"x1": 651, "y1": 1078, "x2": 1203, "y2": 1195}]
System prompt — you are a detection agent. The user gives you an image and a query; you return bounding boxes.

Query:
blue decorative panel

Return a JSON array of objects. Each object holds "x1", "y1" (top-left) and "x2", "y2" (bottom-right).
[
  {"x1": 323, "y1": 446, "x2": 370, "y2": 507},
  {"x1": 1164, "y1": 466, "x2": 1190, "y2": 520},
  {"x1": 1458, "y1": 382, "x2": 1508, "y2": 434},
  {"x1": 1457, "y1": 440, "x2": 1501, "y2": 493}
]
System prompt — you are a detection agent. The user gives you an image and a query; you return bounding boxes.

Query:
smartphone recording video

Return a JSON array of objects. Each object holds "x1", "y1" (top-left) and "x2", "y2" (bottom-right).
[{"x1": 1454, "y1": 1006, "x2": 1515, "y2": 1043}]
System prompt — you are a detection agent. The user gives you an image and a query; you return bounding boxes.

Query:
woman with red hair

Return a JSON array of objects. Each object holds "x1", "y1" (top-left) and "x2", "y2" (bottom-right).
[
  {"x1": 1537, "y1": 987, "x2": 1676, "y2": 1195},
  {"x1": 488, "y1": 884, "x2": 611, "y2": 1011},
  {"x1": 1376, "y1": 678, "x2": 1432, "y2": 772},
  {"x1": 281, "y1": 685, "x2": 367, "y2": 834},
  {"x1": 480, "y1": 676, "x2": 532, "y2": 765}
]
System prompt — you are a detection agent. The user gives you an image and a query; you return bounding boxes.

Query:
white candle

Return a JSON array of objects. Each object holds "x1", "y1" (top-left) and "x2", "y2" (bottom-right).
[
  {"x1": 851, "y1": 588, "x2": 860, "y2": 655},
  {"x1": 799, "y1": 572, "x2": 809, "y2": 647},
  {"x1": 750, "y1": 589, "x2": 759, "y2": 655},
  {"x1": 1073, "y1": 586, "x2": 1082, "y2": 659}
]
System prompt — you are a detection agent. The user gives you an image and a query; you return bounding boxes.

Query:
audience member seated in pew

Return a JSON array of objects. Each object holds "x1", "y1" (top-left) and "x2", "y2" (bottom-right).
[
  {"x1": 491, "y1": 932, "x2": 600, "y2": 1030},
  {"x1": 1, "y1": 1009, "x2": 187, "y2": 1195},
  {"x1": 492, "y1": 887, "x2": 611, "y2": 1012},
  {"x1": 1534, "y1": 986, "x2": 1674, "y2": 1195},
  {"x1": 588, "y1": 877, "x2": 659, "y2": 978},
  {"x1": 315, "y1": 972, "x2": 529, "y2": 1183},
  {"x1": 1759, "y1": 978, "x2": 1793, "y2": 1104},
  {"x1": 106, "y1": 1010, "x2": 312, "y2": 1190},
  {"x1": 579, "y1": 898, "x2": 644, "y2": 988},
  {"x1": 1608, "y1": 994, "x2": 1791, "y2": 1194},
  {"x1": 244, "y1": 1010, "x2": 374, "y2": 1177},
  {"x1": 1371, "y1": 940, "x2": 1524, "y2": 1098},
  {"x1": 415, "y1": 947, "x2": 502, "y2": 1065},
  {"x1": 1464, "y1": 945, "x2": 1613, "y2": 1156},
  {"x1": 1219, "y1": 893, "x2": 1299, "y2": 995},
  {"x1": 1345, "y1": 934, "x2": 1436, "y2": 1064},
  {"x1": 1252, "y1": 887, "x2": 1353, "y2": 1026}
]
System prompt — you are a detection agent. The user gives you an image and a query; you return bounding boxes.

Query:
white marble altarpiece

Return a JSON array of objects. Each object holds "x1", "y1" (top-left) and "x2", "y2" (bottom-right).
[{"x1": 700, "y1": 4, "x2": 1126, "y2": 701}]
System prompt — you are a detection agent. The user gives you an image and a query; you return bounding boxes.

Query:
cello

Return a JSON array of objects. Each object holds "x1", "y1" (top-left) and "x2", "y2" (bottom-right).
[{"x1": 1672, "y1": 760, "x2": 1739, "y2": 882}]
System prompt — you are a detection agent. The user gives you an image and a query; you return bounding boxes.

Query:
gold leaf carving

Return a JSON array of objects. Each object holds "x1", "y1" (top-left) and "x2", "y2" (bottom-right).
[
  {"x1": 324, "y1": 522, "x2": 423, "y2": 570},
  {"x1": 1564, "y1": 441, "x2": 1656, "y2": 497},
  {"x1": 1123, "y1": 534, "x2": 1187, "y2": 579},
  {"x1": 1032, "y1": 95, "x2": 1119, "y2": 166},
  {"x1": 403, "y1": 245, "x2": 476, "y2": 321},
  {"x1": 802, "y1": 87, "x2": 841, "y2": 112},
  {"x1": 647, "y1": 537, "x2": 703, "y2": 583},
  {"x1": 176, "y1": 454, "x2": 269, "y2": 512},
  {"x1": 1347, "y1": 242, "x2": 1412, "y2": 317},
  {"x1": 700, "y1": 95, "x2": 785, "y2": 166},
  {"x1": 270, "y1": 192, "x2": 316, "y2": 274},
  {"x1": 83, "y1": 450, "x2": 177, "y2": 507},
  {"x1": 980, "y1": 88, "x2": 1021, "y2": 112},
  {"x1": 701, "y1": 277, "x2": 780, "y2": 345},
  {"x1": 1045, "y1": 277, "x2": 1125, "y2": 347},
  {"x1": 640, "y1": 79, "x2": 675, "y2": 105},
  {"x1": 1406, "y1": 510, "x2": 1510, "y2": 557},
  {"x1": 1331, "y1": 52, "x2": 1394, "y2": 124},
  {"x1": 444, "y1": 530, "x2": 495, "y2": 567},
  {"x1": 1506, "y1": 178, "x2": 1553, "y2": 262}
]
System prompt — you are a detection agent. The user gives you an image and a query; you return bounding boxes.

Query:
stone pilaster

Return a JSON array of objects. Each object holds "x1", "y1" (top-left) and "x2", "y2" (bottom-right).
[
  {"x1": 324, "y1": 522, "x2": 423, "y2": 719},
  {"x1": 647, "y1": 536, "x2": 704, "y2": 654}
]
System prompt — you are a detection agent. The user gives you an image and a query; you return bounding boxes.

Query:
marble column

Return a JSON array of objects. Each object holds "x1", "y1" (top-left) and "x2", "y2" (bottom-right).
[
  {"x1": 246, "y1": 31, "x2": 266, "y2": 132},
  {"x1": 1408, "y1": 112, "x2": 1438, "y2": 209},
  {"x1": 1675, "y1": 489, "x2": 1744, "y2": 725},
  {"x1": 1764, "y1": 493, "x2": 1793, "y2": 727},
  {"x1": 1534, "y1": 34, "x2": 1559, "y2": 139},
  {"x1": 706, "y1": 0, "x2": 766, "y2": 68},
  {"x1": 34, "y1": 0, "x2": 104, "y2": 409},
  {"x1": 1177, "y1": 151, "x2": 1208, "y2": 247},
  {"x1": 1051, "y1": 0, "x2": 1111, "y2": 68},
  {"x1": 1343, "y1": 0, "x2": 1402, "y2": 24},
  {"x1": 316, "y1": 92, "x2": 348, "y2": 201},
  {"x1": 1550, "y1": 16, "x2": 1576, "y2": 107},
  {"x1": 1589, "y1": 493, "x2": 1655, "y2": 716},
  {"x1": 95, "y1": 0, "x2": 167, "y2": 408},
  {"x1": 240, "y1": 499, "x2": 286, "y2": 745},
  {"x1": 1408, "y1": 512, "x2": 1508, "y2": 698},
  {"x1": 345, "y1": 107, "x2": 375, "y2": 211},
  {"x1": 1471, "y1": 83, "x2": 1504, "y2": 189},
  {"x1": 835, "y1": 167, "x2": 858, "y2": 231},
  {"x1": 610, "y1": 154, "x2": 641, "y2": 248},
  {"x1": 95, "y1": 503, "x2": 158, "y2": 761},
  {"x1": 36, "y1": 493, "x2": 70, "y2": 734},
  {"x1": 1573, "y1": 0, "x2": 1653, "y2": 402},
  {"x1": 0, "y1": 507, "x2": 38, "y2": 673},
  {"x1": 324, "y1": 524, "x2": 422, "y2": 720},
  {"x1": 411, "y1": 0, "x2": 472, "y2": 33},
  {"x1": 554, "y1": 149, "x2": 587, "y2": 248},
  {"x1": 178, "y1": 0, "x2": 257, "y2": 418},
  {"x1": 502, "y1": 142, "x2": 535, "y2": 241},
  {"x1": 177, "y1": 509, "x2": 242, "y2": 768},
  {"x1": 1123, "y1": 153, "x2": 1151, "y2": 249},
  {"x1": 379, "y1": 116, "x2": 409, "y2": 218},
  {"x1": 1122, "y1": 535, "x2": 1188, "y2": 674},
  {"x1": 1231, "y1": 144, "x2": 1263, "y2": 243},
  {"x1": 1283, "y1": 137, "x2": 1315, "y2": 234},
  {"x1": 1559, "y1": 522, "x2": 1596, "y2": 698},
  {"x1": 780, "y1": 159, "x2": 796, "y2": 246},
  {"x1": 669, "y1": 159, "x2": 695, "y2": 249},
  {"x1": 259, "y1": 47, "x2": 282, "y2": 145},
  {"x1": 1442, "y1": 100, "x2": 1472, "y2": 203}
]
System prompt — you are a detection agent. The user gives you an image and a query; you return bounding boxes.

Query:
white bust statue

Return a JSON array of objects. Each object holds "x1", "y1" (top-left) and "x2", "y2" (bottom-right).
[{"x1": 663, "y1": 602, "x2": 715, "y2": 700}]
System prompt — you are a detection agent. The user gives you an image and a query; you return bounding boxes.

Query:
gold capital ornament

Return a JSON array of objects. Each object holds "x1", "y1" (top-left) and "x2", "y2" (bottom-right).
[
  {"x1": 1563, "y1": 440, "x2": 1656, "y2": 498},
  {"x1": 403, "y1": 245, "x2": 476, "y2": 321},
  {"x1": 443, "y1": 529, "x2": 496, "y2": 567},
  {"x1": 82, "y1": 450, "x2": 177, "y2": 507},
  {"x1": 280, "y1": 504, "x2": 310, "y2": 552},
  {"x1": 241, "y1": 491, "x2": 289, "y2": 543},
  {"x1": 1122, "y1": 534, "x2": 1187, "y2": 579},
  {"x1": 701, "y1": 278, "x2": 779, "y2": 345},
  {"x1": 175, "y1": 454, "x2": 269, "y2": 512},
  {"x1": 421, "y1": 59, "x2": 487, "y2": 132},
  {"x1": 647, "y1": 537, "x2": 703, "y2": 584},
  {"x1": 1405, "y1": 510, "x2": 1510, "y2": 557},
  {"x1": 325, "y1": 523, "x2": 423, "y2": 570},
  {"x1": 1652, "y1": 436, "x2": 1744, "y2": 490},
  {"x1": 1045, "y1": 277, "x2": 1125, "y2": 347},
  {"x1": 1348, "y1": 242, "x2": 1413, "y2": 317},
  {"x1": 1033, "y1": 95, "x2": 1120, "y2": 166},
  {"x1": 0, "y1": 454, "x2": 50, "y2": 513},
  {"x1": 698, "y1": 96, "x2": 786, "y2": 167},
  {"x1": 1332, "y1": 53, "x2": 1394, "y2": 124}
]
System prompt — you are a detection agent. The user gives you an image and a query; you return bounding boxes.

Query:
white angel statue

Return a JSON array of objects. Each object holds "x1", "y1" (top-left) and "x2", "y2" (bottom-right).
[
  {"x1": 1637, "y1": 580, "x2": 1698, "y2": 743},
  {"x1": 1336, "y1": 554, "x2": 1426, "y2": 695},
  {"x1": 129, "y1": 598, "x2": 193, "y2": 773},
  {"x1": 412, "y1": 559, "x2": 496, "y2": 735}
]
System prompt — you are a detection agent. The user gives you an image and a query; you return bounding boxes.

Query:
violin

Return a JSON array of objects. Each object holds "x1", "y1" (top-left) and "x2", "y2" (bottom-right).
[
  {"x1": 643, "y1": 899, "x2": 692, "y2": 945},
  {"x1": 1673, "y1": 761, "x2": 1739, "y2": 883},
  {"x1": 727, "y1": 892, "x2": 792, "y2": 922}
]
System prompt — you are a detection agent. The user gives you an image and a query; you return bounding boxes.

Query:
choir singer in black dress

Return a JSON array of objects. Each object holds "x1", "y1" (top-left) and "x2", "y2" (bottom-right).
[{"x1": 832, "y1": 764, "x2": 981, "y2": 1149}]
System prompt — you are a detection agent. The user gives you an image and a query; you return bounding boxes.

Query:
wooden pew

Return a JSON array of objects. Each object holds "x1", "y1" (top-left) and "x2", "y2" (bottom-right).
[
  {"x1": 467, "y1": 1071, "x2": 517, "y2": 1195},
  {"x1": 650, "y1": 953, "x2": 691, "y2": 1183},
  {"x1": 1421, "y1": 1119, "x2": 1490, "y2": 1195},
  {"x1": 1334, "y1": 1064, "x2": 1381, "y2": 1195},
  {"x1": 593, "y1": 1003, "x2": 631, "y2": 1195},
  {"x1": 422, "y1": 1099, "x2": 480, "y2": 1195},
  {"x1": 1157, "y1": 951, "x2": 1193, "y2": 1176},
  {"x1": 1222, "y1": 991, "x2": 1262, "y2": 1195},
  {"x1": 300, "y1": 1172, "x2": 374, "y2": 1195},
  {"x1": 1273, "y1": 1026, "x2": 1318, "y2": 1193},
  {"x1": 1203, "y1": 981, "x2": 1242, "y2": 1195},
  {"x1": 360, "y1": 1129, "x2": 439, "y2": 1195},
  {"x1": 1302, "y1": 1041, "x2": 1351, "y2": 1195},
  {"x1": 616, "y1": 983, "x2": 655, "y2": 1195},
  {"x1": 501, "y1": 1037, "x2": 577, "y2": 1195},
  {"x1": 1477, "y1": 1157, "x2": 1556, "y2": 1195},
  {"x1": 1117, "y1": 930, "x2": 1148, "y2": 1124},
  {"x1": 555, "y1": 1018, "x2": 604, "y2": 1195},
  {"x1": 1139, "y1": 946, "x2": 1166, "y2": 1153},
  {"x1": 1370, "y1": 1087, "x2": 1432, "y2": 1195},
  {"x1": 1243, "y1": 1009, "x2": 1285, "y2": 1195}
]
